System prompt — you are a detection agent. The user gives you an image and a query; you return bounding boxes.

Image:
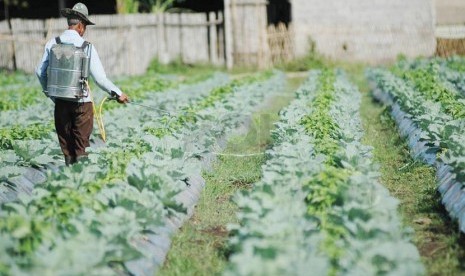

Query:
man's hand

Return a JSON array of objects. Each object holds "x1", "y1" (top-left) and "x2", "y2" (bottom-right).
[{"x1": 117, "y1": 93, "x2": 129, "y2": 104}]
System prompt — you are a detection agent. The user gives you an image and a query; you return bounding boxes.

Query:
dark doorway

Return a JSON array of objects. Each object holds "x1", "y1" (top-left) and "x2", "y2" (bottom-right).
[
  {"x1": 172, "y1": 0, "x2": 223, "y2": 13},
  {"x1": 267, "y1": 0, "x2": 291, "y2": 26}
]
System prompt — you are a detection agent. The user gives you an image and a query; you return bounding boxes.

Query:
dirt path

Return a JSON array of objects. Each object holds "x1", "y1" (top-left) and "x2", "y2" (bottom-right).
[{"x1": 158, "y1": 76, "x2": 305, "y2": 276}]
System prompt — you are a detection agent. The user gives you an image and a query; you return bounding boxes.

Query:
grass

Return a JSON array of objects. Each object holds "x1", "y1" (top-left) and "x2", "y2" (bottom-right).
[
  {"x1": 147, "y1": 58, "x2": 221, "y2": 77},
  {"x1": 158, "y1": 129, "x2": 268, "y2": 276},
  {"x1": 157, "y1": 156, "x2": 259, "y2": 275},
  {"x1": 158, "y1": 76, "x2": 304, "y2": 276},
  {"x1": 354, "y1": 69, "x2": 465, "y2": 276},
  {"x1": 145, "y1": 50, "x2": 332, "y2": 79}
]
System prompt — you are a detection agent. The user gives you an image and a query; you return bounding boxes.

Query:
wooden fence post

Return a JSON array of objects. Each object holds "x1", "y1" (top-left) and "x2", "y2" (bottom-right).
[
  {"x1": 209, "y1": 11, "x2": 218, "y2": 65},
  {"x1": 157, "y1": 13, "x2": 169, "y2": 64},
  {"x1": 179, "y1": 13, "x2": 184, "y2": 63},
  {"x1": 256, "y1": 0, "x2": 270, "y2": 69},
  {"x1": 224, "y1": 0, "x2": 234, "y2": 69},
  {"x1": 217, "y1": 11, "x2": 225, "y2": 65},
  {"x1": 0, "y1": 21, "x2": 14, "y2": 70}
]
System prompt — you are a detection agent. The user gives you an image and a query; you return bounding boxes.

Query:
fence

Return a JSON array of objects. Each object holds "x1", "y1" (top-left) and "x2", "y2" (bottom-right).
[
  {"x1": 0, "y1": 20, "x2": 14, "y2": 70},
  {"x1": 267, "y1": 23, "x2": 294, "y2": 65},
  {"x1": 0, "y1": 12, "x2": 225, "y2": 76},
  {"x1": 436, "y1": 25, "x2": 465, "y2": 57}
]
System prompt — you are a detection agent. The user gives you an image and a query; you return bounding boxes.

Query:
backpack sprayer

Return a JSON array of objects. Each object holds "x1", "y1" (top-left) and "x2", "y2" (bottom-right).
[{"x1": 47, "y1": 37, "x2": 91, "y2": 99}]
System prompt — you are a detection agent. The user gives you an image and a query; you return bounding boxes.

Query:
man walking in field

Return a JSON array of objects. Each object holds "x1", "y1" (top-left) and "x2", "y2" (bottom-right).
[{"x1": 36, "y1": 3, "x2": 129, "y2": 165}]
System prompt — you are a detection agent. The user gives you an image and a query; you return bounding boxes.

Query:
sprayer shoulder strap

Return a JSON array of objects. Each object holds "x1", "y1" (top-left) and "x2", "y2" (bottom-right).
[
  {"x1": 54, "y1": 37, "x2": 89, "y2": 50},
  {"x1": 81, "y1": 41, "x2": 90, "y2": 50},
  {"x1": 81, "y1": 41, "x2": 92, "y2": 59}
]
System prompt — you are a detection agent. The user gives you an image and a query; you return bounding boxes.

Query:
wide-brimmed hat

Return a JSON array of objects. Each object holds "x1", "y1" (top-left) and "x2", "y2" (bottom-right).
[{"x1": 61, "y1": 3, "x2": 95, "y2": 25}]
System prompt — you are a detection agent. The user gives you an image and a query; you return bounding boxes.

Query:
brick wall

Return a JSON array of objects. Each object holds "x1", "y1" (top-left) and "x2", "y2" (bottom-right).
[{"x1": 291, "y1": 0, "x2": 436, "y2": 64}]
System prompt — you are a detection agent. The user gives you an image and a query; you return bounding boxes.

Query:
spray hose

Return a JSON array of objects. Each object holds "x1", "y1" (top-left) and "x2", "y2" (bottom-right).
[
  {"x1": 85, "y1": 80, "x2": 108, "y2": 142},
  {"x1": 85, "y1": 81, "x2": 176, "y2": 143}
]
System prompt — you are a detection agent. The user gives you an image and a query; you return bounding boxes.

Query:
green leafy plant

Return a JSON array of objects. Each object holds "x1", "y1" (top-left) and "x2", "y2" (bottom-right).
[
  {"x1": 138, "y1": 0, "x2": 183, "y2": 13},
  {"x1": 369, "y1": 57, "x2": 465, "y2": 242},
  {"x1": 0, "y1": 123, "x2": 54, "y2": 150},
  {"x1": 116, "y1": 0, "x2": 139, "y2": 14},
  {"x1": 0, "y1": 68, "x2": 285, "y2": 274},
  {"x1": 401, "y1": 64, "x2": 465, "y2": 119},
  {"x1": 228, "y1": 69, "x2": 423, "y2": 276}
]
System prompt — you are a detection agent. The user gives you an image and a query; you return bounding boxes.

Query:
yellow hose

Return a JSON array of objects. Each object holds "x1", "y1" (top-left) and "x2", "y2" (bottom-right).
[
  {"x1": 85, "y1": 80, "x2": 107, "y2": 142},
  {"x1": 97, "y1": 96, "x2": 108, "y2": 142}
]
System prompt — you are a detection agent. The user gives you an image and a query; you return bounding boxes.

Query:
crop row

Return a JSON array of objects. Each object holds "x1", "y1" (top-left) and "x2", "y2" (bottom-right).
[
  {"x1": 226, "y1": 69, "x2": 423, "y2": 275},
  {"x1": 368, "y1": 59, "x2": 465, "y2": 232},
  {"x1": 393, "y1": 57, "x2": 465, "y2": 96},
  {"x1": 0, "y1": 71, "x2": 285, "y2": 274},
  {"x1": 0, "y1": 72, "x2": 228, "y2": 151},
  {"x1": 0, "y1": 73, "x2": 230, "y2": 204},
  {"x1": 0, "y1": 69, "x2": 217, "y2": 112}
]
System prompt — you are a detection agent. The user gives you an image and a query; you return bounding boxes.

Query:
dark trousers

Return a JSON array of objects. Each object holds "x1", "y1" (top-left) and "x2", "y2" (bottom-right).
[{"x1": 54, "y1": 99, "x2": 93, "y2": 162}]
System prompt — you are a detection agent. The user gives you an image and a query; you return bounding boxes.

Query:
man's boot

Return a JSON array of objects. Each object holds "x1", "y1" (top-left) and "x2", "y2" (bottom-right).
[
  {"x1": 64, "y1": 156, "x2": 77, "y2": 166},
  {"x1": 76, "y1": 155, "x2": 88, "y2": 163}
]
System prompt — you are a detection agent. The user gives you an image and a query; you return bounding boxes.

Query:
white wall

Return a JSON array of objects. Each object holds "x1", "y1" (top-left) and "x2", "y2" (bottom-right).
[
  {"x1": 291, "y1": 0, "x2": 436, "y2": 64},
  {"x1": 436, "y1": 0, "x2": 465, "y2": 25}
]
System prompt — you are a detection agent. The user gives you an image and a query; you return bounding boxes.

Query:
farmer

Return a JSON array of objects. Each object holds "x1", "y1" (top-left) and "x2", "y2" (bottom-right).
[{"x1": 36, "y1": 2, "x2": 129, "y2": 166}]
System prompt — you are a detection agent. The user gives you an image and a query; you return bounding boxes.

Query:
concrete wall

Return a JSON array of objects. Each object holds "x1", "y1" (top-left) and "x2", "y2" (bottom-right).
[
  {"x1": 291, "y1": 0, "x2": 436, "y2": 64},
  {"x1": 436, "y1": 0, "x2": 465, "y2": 25}
]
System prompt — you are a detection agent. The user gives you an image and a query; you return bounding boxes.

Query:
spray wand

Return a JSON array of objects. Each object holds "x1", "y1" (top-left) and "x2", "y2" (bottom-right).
[{"x1": 110, "y1": 91, "x2": 172, "y2": 116}]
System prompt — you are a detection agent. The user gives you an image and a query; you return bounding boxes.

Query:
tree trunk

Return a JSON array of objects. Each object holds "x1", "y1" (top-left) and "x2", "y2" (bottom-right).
[{"x1": 58, "y1": 0, "x2": 66, "y2": 16}]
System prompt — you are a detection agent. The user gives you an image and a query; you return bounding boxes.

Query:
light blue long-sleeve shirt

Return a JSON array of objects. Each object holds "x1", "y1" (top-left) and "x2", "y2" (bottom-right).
[{"x1": 36, "y1": 29, "x2": 122, "y2": 103}]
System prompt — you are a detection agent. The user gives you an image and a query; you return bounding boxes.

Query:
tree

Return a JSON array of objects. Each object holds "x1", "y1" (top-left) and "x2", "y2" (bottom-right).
[
  {"x1": 116, "y1": 0, "x2": 139, "y2": 14},
  {"x1": 138, "y1": 0, "x2": 184, "y2": 13},
  {"x1": 115, "y1": 0, "x2": 185, "y2": 14},
  {"x1": 3, "y1": 0, "x2": 29, "y2": 20},
  {"x1": 3, "y1": 0, "x2": 28, "y2": 8}
]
